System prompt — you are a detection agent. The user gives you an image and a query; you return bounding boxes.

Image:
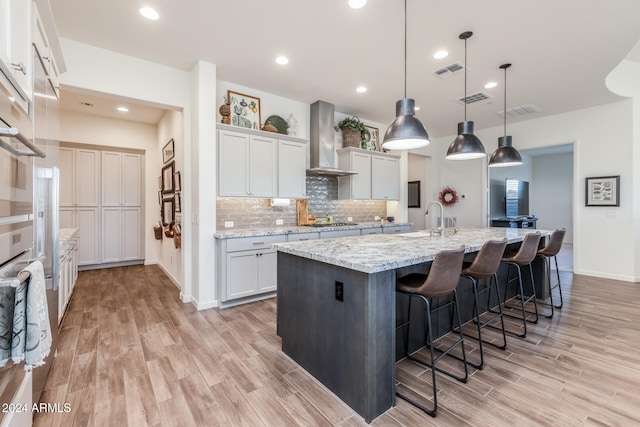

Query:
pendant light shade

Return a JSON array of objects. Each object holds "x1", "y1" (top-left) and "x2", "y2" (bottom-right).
[
  {"x1": 382, "y1": 0, "x2": 430, "y2": 150},
  {"x1": 489, "y1": 63, "x2": 523, "y2": 167},
  {"x1": 446, "y1": 31, "x2": 486, "y2": 160}
]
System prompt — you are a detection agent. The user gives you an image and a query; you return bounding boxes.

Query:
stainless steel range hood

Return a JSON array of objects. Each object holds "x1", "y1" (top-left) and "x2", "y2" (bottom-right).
[{"x1": 306, "y1": 101, "x2": 357, "y2": 176}]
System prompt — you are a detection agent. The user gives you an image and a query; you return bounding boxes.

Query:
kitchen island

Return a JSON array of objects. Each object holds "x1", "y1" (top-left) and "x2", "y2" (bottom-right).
[{"x1": 274, "y1": 227, "x2": 550, "y2": 422}]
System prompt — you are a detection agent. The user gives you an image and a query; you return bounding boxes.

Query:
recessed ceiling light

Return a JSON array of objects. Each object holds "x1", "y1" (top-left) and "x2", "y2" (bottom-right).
[
  {"x1": 349, "y1": 0, "x2": 367, "y2": 9},
  {"x1": 433, "y1": 50, "x2": 448, "y2": 59},
  {"x1": 484, "y1": 82, "x2": 498, "y2": 89},
  {"x1": 275, "y1": 56, "x2": 289, "y2": 65},
  {"x1": 414, "y1": 106, "x2": 420, "y2": 111},
  {"x1": 117, "y1": 106, "x2": 129, "y2": 112},
  {"x1": 139, "y1": 7, "x2": 159, "y2": 20},
  {"x1": 356, "y1": 86, "x2": 367, "y2": 93}
]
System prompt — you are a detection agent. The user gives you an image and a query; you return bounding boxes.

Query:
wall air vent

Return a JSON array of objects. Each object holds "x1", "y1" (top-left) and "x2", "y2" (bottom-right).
[
  {"x1": 456, "y1": 91, "x2": 492, "y2": 104},
  {"x1": 497, "y1": 104, "x2": 541, "y2": 118},
  {"x1": 434, "y1": 62, "x2": 464, "y2": 79}
]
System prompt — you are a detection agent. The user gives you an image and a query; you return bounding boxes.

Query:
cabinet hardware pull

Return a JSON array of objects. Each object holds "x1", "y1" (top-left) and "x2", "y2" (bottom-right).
[
  {"x1": 253, "y1": 242, "x2": 265, "y2": 245},
  {"x1": 11, "y1": 62, "x2": 26, "y2": 75}
]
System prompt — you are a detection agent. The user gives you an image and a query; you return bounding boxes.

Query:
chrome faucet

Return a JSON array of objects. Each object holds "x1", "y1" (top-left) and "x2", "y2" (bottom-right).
[{"x1": 425, "y1": 200, "x2": 445, "y2": 236}]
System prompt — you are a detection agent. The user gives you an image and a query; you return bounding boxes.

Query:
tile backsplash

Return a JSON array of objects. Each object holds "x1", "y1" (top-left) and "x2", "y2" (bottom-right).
[{"x1": 216, "y1": 176, "x2": 387, "y2": 229}]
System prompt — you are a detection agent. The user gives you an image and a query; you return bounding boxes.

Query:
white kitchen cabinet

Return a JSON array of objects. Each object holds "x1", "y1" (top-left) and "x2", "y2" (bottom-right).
[
  {"x1": 102, "y1": 206, "x2": 142, "y2": 263},
  {"x1": 58, "y1": 147, "x2": 75, "y2": 207},
  {"x1": 0, "y1": 0, "x2": 33, "y2": 108},
  {"x1": 287, "y1": 232, "x2": 320, "y2": 242},
  {"x1": 217, "y1": 234, "x2": 286, "y2": 304},
  {"x1": 218, "y1": 129, "x2": 277, "y2": 197},
  {"x1": 320, "y1": 229, "x2": 361, "y2": 239},
  {"x1": 337, "y1": 148, "x2": 400, "y2": 201},
  {"x1": 337, "y1": 148, "x2": 372, "y2": 200},
  {"x1": 58, "y1": 231, "x2": 78, "y2": 324},
  {"x1": 278, "y1": 140, "x2": 307, "y2": 198},
  {"x1": 371, "y1": 155, "x2": 400, "y2": 200},
  {"x1": 75, "y1": 148, "x2": 101, "y2": 206},
  {"x1": 383, "y1": 225, "x2": 411, "y2": 234},
  {"x1": 361, "y1": 227, "x2": 383, "y2": 235},
  {"x1": 102, "y1": 151, "x2": 142, "y2": 206},
  {"x1": 75, "y1": 208, "x2": 100, "y2": 266}
]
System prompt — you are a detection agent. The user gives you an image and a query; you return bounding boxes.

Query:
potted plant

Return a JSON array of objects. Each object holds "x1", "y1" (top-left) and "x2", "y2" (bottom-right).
[{"x1": 334, "y1": 116, "x2": 370, "y2": 149}]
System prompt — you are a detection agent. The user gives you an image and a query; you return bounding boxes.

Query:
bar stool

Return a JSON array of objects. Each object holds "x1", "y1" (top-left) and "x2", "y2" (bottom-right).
[
  {"x1": 460, "y1": 239, "x2": 508, "y2": 370},
  {"x1": 536, "y1": 228, "x2": 566, "y2": 318},
  {"x1": 499, "y1": 232, "x2": 542, "y2": 338},
  {"x1": 395, "y1": 246, "x2": 467, "y2": 417}
]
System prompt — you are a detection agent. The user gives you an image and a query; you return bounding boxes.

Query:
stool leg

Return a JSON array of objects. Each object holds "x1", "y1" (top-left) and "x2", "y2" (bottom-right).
[
  {"x1": 526, "y1": 263, "x2": 539, "y2": 323},
  {"x1": 543, "y1": 256, "x2": 554, "y2": 318},
  {"x1": 552, "y1": 255, "x2": 563, "y2": 309},
  {"x1": 502, "y1": 263, "x2": 529, "y2": 338},
  {"x1": 460, "y1": 275, "x2": 484, "y2": 370},
  {"x1": 487, "y1": 273, "x2": 507, "y2": 350}
]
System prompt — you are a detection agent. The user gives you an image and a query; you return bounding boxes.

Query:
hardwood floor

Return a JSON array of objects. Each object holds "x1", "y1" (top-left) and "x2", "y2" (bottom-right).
[{"x1": 34, "y1": 265, "x2": 640, "y2": 426}]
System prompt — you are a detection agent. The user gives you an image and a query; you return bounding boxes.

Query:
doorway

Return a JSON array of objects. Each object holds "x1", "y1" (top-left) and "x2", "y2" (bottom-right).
[{"x1": 407, "y1": 154, "x2": 431, "y2": 231}]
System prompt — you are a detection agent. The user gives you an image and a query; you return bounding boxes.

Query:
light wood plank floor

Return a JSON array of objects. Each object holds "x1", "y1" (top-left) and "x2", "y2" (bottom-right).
[{"x1": 33, "y1": 265, "x2": 640, "y2": 426}]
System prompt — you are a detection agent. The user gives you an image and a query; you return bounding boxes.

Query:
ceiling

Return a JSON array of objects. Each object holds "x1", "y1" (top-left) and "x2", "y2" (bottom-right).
[{"x1": 52, "y1": 0, "x2": 640, "y2": 137}]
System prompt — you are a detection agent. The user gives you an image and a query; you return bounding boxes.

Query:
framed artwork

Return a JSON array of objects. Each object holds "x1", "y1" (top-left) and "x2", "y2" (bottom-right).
[
  {"x1": 228, "y1": 90, "x2": 261, "y2": 130},
  {"x1": 365, "y1": 125, "x2": 380, "y2": 151},
  {"x1": 158, "y1": 176, "x2": 162, "y2": 190},
  {"x1": 408, "y1": 181, "x2": 421, "y2": 208},
  {"x1": 162, "y1": 161, "x2": 175, "y2": 194},
  {"x1": 585, "y1": 175, "x2": 620, "y2": 206},
  {"x1": 157, "y1": 190, "x2": 162, "y2": 206},
  {"x1": 174, "y1": 171, "x2": 181, "y2": 191},
  {"x1": 163, "y1": 138, "x2": 175, "y2": 164},
  {"x1": 162, "y1": 197, "x2": 175, "y2": 225},
  {"x1": 175, "y1": 192, "x2": 181, "y2": 212}
]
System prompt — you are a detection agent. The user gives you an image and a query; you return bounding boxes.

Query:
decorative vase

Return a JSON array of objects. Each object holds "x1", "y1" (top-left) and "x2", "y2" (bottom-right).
[
  {"x1": 219, "y1": 97, "x2": 231, "y2": 124},
  {"x1": 342, "y1": 127, "x2": 362, "y2": 148},
  {"x1": 287, "y1": 113, "x2": 298, "y2": 136}
]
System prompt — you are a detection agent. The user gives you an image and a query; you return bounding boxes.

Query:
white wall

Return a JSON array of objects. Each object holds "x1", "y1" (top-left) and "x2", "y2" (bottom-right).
[
  {"x1": 531, "y1": 153, "x2": 574, "y2": 243},
  {"x1": 407, "y1": 154, "x2": 429, "y2": 231}
]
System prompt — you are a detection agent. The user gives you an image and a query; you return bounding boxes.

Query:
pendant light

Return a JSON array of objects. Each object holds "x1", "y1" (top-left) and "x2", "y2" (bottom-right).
[
  {"x1": 489, "y1": 63, "x2": 523, "y2": 167},
  {"x1": 382, "y1": 0, "x2": 430, "y2": 150},
  {"x1": 446, "y1": 31, "x2": 486, "y2": 160}
]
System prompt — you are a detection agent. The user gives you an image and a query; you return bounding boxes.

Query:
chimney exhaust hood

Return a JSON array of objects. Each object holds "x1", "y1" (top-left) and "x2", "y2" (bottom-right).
[{"x1": 306, "y1": 101, "x2": 357, "y2": 176}]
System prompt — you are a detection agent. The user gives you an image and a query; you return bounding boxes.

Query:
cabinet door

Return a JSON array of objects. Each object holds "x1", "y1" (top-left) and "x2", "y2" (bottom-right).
[
  {"x1": 372, "y1": 156, "x2": 399, "y2": 200},
  {"x1": 218, "y1": 130, "x2": 250, "y2": 196},
  {"x1": 101, "y1": 151, "x2": 122, "y2": 206},
  {"x1": 77, "y1": 208, "x2": 100, "y2": 265},
  {"x1": 58, "y1": 148, "x2": 75, "y2": 207},
  {"x1": 101, "y1": 207, "x2": 121, "y2": 263},
  {"x1": 225, "y1": 251, "x2": 258, "y2": 300},
  {"x1": 59, "y1": 208, "x2": 75, "y2": 229},
  {"x1": 278, "y1": 140, "x2": 307, "y2": 198},
  {"x1": 350, "y1": 152, "x2": 372, "y2": 200},
  {"x1": 249, "y1": 135, "x2": 277, "y2": 197},
  {"x1": 122, "y1": 208, "x2": 142, "y2": 261},
  {"x1": 122, "y1": 154, "x2": 142, "y2": 206},
  {"x1": 257, "y1": 250, "x2": 278, "y2": 292},
  {"x1": 0, "y1": 0, "x2": 32, "y2": 103},
  {"x1": 76, "y1": 149, "x2": 100, "y2": 206}
]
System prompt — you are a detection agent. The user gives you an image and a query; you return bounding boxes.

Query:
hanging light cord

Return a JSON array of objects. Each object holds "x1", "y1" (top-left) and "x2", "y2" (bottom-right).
[
  {"x1": 463, "y1": 36, "x2": 467, "y2": 121},
  {"x1": 503, "y1": 65, "x2": 507, "y2": 138},
  {"x1": 403, "y1": 0, "x2": 407, "y2": 99}
]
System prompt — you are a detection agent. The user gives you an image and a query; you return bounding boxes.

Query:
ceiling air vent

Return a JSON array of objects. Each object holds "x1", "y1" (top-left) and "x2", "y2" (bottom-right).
[
  {"x1": 497, "y1": 104, "x2": 541, "y2": 118},
  {"x1": 456, "y1": 91, "x2": 492, "y2": 104},
  {"x1": 434, "y1": 62, "x2": 464, "y2": 79}
]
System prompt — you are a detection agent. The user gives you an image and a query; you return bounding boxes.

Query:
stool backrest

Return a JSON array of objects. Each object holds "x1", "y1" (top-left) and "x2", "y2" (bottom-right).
[
  {"x1": 508, "y1": 232, "x2": 542, "y2": 266},
  {"x1": 538, "y1": 228, "x2": 566, "y2": 257},
  {"x1": 463, "y1": 239, "x2": 508, "y2": 279},
  {"x1": 420, "y1": 246, "x2": 465, "y2": 299}
]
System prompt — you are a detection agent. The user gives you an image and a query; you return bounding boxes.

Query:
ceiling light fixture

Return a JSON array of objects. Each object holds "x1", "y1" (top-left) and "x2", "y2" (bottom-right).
[
  {"x1": 117, "y1": 106, "x2": 129, "y2": 112},
  {"x1": 139, "y1": 7, "x2": 159, "y2": 20},
  {"x1": 275, "y1": 56, "x2": 289, "y2": 65},
  {"x1": 484, "y1": 81, "x2": 497, "y2": 89},
  {"x1": 433, "y1": 50, "x2": 448, "y2": 59},
  {"x1": 489, "y1": 63, "x2": 523, "y2": 167},
  {"x1": 446, "y1": 31, "x2": 486, "y2": 160},
  {"x1": 348, "y1": 0, "x2": 367, "y2": 9},
  {"x1": 382, "y1": 0, "x2": 429, "y2": 150},
  {"x1": 356, "y1": 86, "x2": 367, "y2": 93}
]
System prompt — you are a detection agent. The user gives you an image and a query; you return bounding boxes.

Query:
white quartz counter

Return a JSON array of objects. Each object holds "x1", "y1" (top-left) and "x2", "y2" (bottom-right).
[
  {"x1": 273, "y1": 227, "x2": 550, "y2": 274},
  {"x1": 214, "y1": 222, "x2": 411, "y2": 239}
]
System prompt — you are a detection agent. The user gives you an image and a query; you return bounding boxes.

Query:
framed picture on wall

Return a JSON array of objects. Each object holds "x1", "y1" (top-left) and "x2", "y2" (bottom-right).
[
  {"x1": 163, "y1": 138, "x2": 175, "y2": 164},
  {"x1": 162, "y1": 161, "x2": 175, "y2": 194},
  {"x1": 174, "y1": 171, "x2": 181, "y2": 191},
  {"x1": 228, "y1": 90, "x2": 261, "y2": 130},
  {"x1": 408, "y1": 181, "x2": 421, "y2": 208},
  {"x1": 365, "y1": 125, "x2": 380, "y2": 151},
  {"x1": 175, "y1": 192, "x2": 181, "y2": 212},
  {"x1": 162, "y1": 197, "x2": 175, "y2": 225},
  {"x1": 585, "y1": 175, "x2": 620, "y2": 206}
]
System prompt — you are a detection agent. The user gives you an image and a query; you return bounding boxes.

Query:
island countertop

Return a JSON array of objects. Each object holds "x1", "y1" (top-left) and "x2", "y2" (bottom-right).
[
  {"x1": 214, "y1": 222, "x2": 411, "y2": 239},
  {"x1": 273, "y1": 227, "x2": 550, "y2": 274}
]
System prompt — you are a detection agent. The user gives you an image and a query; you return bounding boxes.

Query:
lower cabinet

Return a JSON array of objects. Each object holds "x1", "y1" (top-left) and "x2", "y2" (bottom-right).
[
  {"x1": 58, "y1": 237, "x2": 78, "y2": 325},
  {"x1": 102, "y1": 207, "x2": 143, "y2": 263},
  {"x1": 383, "y1": 225, "x2": 411, "y2": 234},
  {"x1": 60, "y1": 207, "x2": 100, "y2": 266}
]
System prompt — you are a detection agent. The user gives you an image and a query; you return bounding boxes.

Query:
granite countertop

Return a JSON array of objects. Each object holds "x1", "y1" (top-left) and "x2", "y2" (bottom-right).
[
  {"x1": 273, "y1": 227, "x2": 550, "y2": 274},
  {"x1": 59, "y1": 228, "x2": 79, "y2": 258},
  {"x1": 214, "y1": 222, "x2": 412, "y2": 239}
]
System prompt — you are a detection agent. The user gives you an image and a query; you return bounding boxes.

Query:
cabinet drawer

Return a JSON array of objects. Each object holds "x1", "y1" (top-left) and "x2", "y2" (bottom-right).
[
  {"x1": 226, "y1": 235, "x2": 286, "y2": 252},
  {"x1": 288, "y1": 232, "x2": 320, "y2": 242},
  {"x1": 361, "y1": 227, "x2": 382, "y2": 235},
  {"x1": 383, "y1": 226, "x2": 411, "y2": 234},
  {"x1": 320, "y1": 229, "x2": 361, "y2": 239}
]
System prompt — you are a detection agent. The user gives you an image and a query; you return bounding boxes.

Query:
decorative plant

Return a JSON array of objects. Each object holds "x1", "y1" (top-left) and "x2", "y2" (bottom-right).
[{"x1": 334, "y1": 116, "x2": 370, "y2": 147}]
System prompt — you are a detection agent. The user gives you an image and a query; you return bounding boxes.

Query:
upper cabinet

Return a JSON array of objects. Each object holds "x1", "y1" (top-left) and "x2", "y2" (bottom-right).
[
  {"x1": 0, "y1": 0, "x2": 33, "y2": 109},
  {"x1": 102, "y1": 151, "x2": 142, "y2": 206},
  {"x1": 337, "y1": 148, "x2": 400, "y2": 201},
  {"x1": 217, "y1": 124, "x2": 308, "y2": 199}
]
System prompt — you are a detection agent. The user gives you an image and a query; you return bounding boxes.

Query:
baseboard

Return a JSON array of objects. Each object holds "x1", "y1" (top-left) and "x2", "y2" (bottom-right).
[
  {"x1": 573, "y1": 269, "x2": 638, "y2": 283},
  {"x1": 78, "y1": 259, "x2": 144, "y2": 271},
  {"x1": 218, "y1": 292, "x2": 276, "y2": 309},
  {"x1": 191, "y1": 296, "x2": 218, "y2": 310},
  {"x1": 155, "y1": 262, "x2": 183, "y2": 292}
]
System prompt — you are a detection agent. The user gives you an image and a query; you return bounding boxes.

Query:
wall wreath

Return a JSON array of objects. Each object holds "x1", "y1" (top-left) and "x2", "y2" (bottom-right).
[{"x1": 438, "y1": 186, "x2": 459, "y2": 207}]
